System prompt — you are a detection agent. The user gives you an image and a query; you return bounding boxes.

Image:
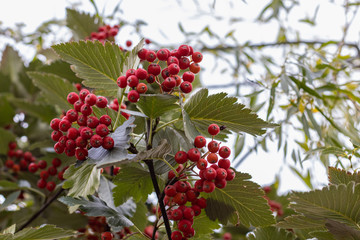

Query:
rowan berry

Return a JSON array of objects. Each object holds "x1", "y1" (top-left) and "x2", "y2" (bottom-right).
[
  {"x1": 96, "y1": 96, "x2": 108, "y2": 108},
  {"x1": 50, "y1": 118, "x2": 61, "y2": 131},
  {"x1": 137, "y1": 48, "x2": 148, "y2": 60},
  {"x1": 203, "y1": 167, "x2": 217, "y2": 180},
  {"x1": 87, "y1": 116, "x2": 99, "y2": 129},
  {"x1": 80, "y1": 104, "x2": 93, "y2": 116},
  {"x1": 163, "y1": 77, "x2": 176, "y2": 89},
  {"x1": 192, "y1": 52, "x2": 203, "y2": 63},
  {"x1": 189, "y1": 62, "x2": 201, "y2": 74},
  {"x1": 147, "y1": 63, "x2": 161, "y2": 76},
  {"x1": 38, "y1": 160, "x2": 47, "y2": 169},
  {"x1": 207, "y1": 152, "x2": 218, "y2": 163},
  {"x1": 146, "y1": 74, "x2": 156, "y2": 84},
  {"x1": 135, "y1": 68, "x2": 148, "y2": 80},
  {"x1": 127, "y1": 75, "x2": 139, "y2": 88},
  {"x1": 126, "y1": 40, "x2": 132, "y2": 47},
  {"x1": 207, "y1": 140, "x2": 220, "y2": 153},
  {"x1": 168, "y1": 63, "x2": 180, "y2": 75},
  {"x1": 187, "y1": 148, "x2": 201, "y2": 162},
  {"x1": 156, "y1": 49, "x2": 169, "y2": 61},
  {"x1": 28, "y1": 163, "x2": 38, "y2": 173},
  {"x1": 37, "y1": 179, "x2": 46, "y2": 189},
  {"x1": 79, "y1": 89, "x2": 90, "y2": 101},
  {"x1": 100, "y1": 115, "x2": 111, "y2": 126},
  {"x1": 178, "y1": 45, "x2": 190, "y2": 56},
  {"x1": 117, "y1": 76, "x2": 127, "y2": 88},
  {"x1": 90, "y1": 134, "x2": 103, "y2": 148},
  {"x1": 67, "y1": 127, "x2": 79, "y2": 139},
  {"x1": 46, "y1": 181, "x2": 56, "y2": 192},
  {"x1": 101, "y1": 232, "x2": 113, "y2": 240},
  {"x1": 178, "y1": 219, "x2": 192, "y2": 233},
  {"x1": 179, "y1": 56, "x2": 190, "y2": 69},
  {"x1": 180, "y1": 81, "x2": 192, "y2": 93},
  {"x1": 146, "y1": 50, "x2": 156, "y2": 62},
  {"x1": 136, "y1": 83, "x2": 148, "y2": 94},
  {"x1": 40, "y1": 170, "x2": 49, "y2": 180},
  {"x1": 96, "y1": 124, "x2": 109, "y2": 137},
  {"x1": 208, "y1": 124, "x2": 220, "y2": 136},
  {"x1": 226, "y1": 169, "x2": 235, "y2": 181},
  {"x1": 171, "y1": 231, "x2": 183, "y2": 240},
  {"x1": 215, "y1": 178, "x2": 227, "y2": 189},
  {"x1": 59, "y1": 119, "x2": 71, "y2": 132},
  {"x1": 182, "y1": 71, "x2": 195, "y2": 83},
  {"x1": 51, "y1": 130, "x2": 63, "y2": 141},
  {"x1": 127, "y1": 90, "x2": 140, "y2": 102},
  {"x1": 67, "y1": 92, "x2": 79, "y2": 104},
  {"x1": 75, "y1": 148, "x2": 88, "y2": 160},
  {"x1": 219, "y1": 146, "x2": 231, "y2": 158}
]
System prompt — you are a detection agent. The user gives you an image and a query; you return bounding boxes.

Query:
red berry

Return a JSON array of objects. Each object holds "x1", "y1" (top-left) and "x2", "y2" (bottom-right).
[
  {"x1": 74, "y1": 100, "x2": 84, "y2": 112},
  {"x1": 67, "y1": 92, "x2": 79, "y2": 104},
  {"x1": 165, "y1": 185, "x2": 177, "y2": 197},
  {"x1": 64, "y1": 147, "x2": 75, "y2": 157},
  {"x1": 195, "y1": 197, "x2": 207, "y2": 209},
  {"x1": 226, "y1": 169, "x2": 235, "y2": 181},
  {"x1": 178, "y1": 219, "x2": 192, "y2": 233},
  {"x1": 5, "y1": 159, "x2": 14, "y2": 168},
  {"x1": 100, "y1": 115, "x2": 111, "y2": 126},
  {"x1": 90, "y1": 134, "x2": 103, "y2": 148},
  {"x1": 183, "y1": 227, "x2": 195, "y2": 238},
  {"x1": 8, "y1": 141, "x2": 17, "y2": 150},
  {"x1": 127, "y1": 75, "x2": 139, "y2": 88},
  {"x1": 186, "y1": 188, "x2": 199, "y2": 202},
  {"x1": 182, "y1": 71, "x2": 195, "y2": 83},
  {"x1": 216, "y1": 168, "x2": 228, "y2": 180},
  {"x1": 145, "y1": 39, "x2": 151, "y2": 44},
  {"x1": 208, "y1": 124, "x2": 220, "y2": 136},
  {"x1": 40, "y1": 170, "x2": 49, "y2": 180},
  {"x1": 175, "y1": 181, "x2": 189, "y2": 193},
  {"x1": 51, "y1": 130, "x2": 63, "y2": 141},
  {"x1": 37, "y1": 179, "x2": 46, "y2": 189},
  {"x1": 167, "y1": 56, "x2": 179, "y2": 66},
  {"x1": 203, "y1": 180, "x2": 215, "y2": 193},
  {"x1": 219, "y1": 146, "x2": 231, "y2": 158},
  {"x1": 168, "y1": 63, "x2": 180, "y2": 75},
  {"x1": 156, "y1": 49, "x2": 169, "y2": 61},
  {"x1": 171, "y1": 231, "x2": 183, "y2": 240},
  {"x1": 126, "y1": 40, "x2": 132, "y2": 47},
  {"x1": 85, "y1": 93, "x2": 97, "y2": 106},
  {"x1": 175, "y1": 151, "x2": 188, "y2": 164},
  {"x1": 48, "y1": 166, "x2": 57, "y2": 176},
  {"x1": 52, "y1": 158, "x2": 62, "y2": 167},
  {"x1": 46, "y1": 181, "x2": 56, "y2": 192},
  {"x1": 38, "y1": 160, "x2": 47, "y2": 169},
  {"x1": 87, "y1": 116, "x2": 100, "y2": 129},
  {"x1": 67, "y1": 127, "x2": 79, "y2": 140},
  {"x1": 223, "y1": 232, "x2": 232, "y2": 240},
  {"x1": 215, "y1": 178, "x2": 227, "y2": 189},
  {"x1": 180, "y1": 81, "x2": 192, "y2": 93},
  {"x1": 218, "y1": 158, "x2": 231, "y2": 169},
  {"x1": 147, "y1": 63, "x2": 161, "y2": 76},
  {"x1": 173, "y1": 75, "x2": 182, "y2": 86},
  {"x1": 178, "y1": 45, "x2": 190, "y2": 56},
  {"x1": 75, "y1": 148, "x2": 88, "y2": 160},
  {"x1": 136, "y1": 83, "x2": 148, "y2": 94},
  {"x1": 75, "y1": 136, "x2": 88, "y2": 148},
  {"x1": 161, "y1": 68, "x2": 170, "y2": 79},
  {"x1": 127, "y1": 90, "x2": 140, "y2": 102},
  {"x1": 183, "y1": 207, "x2": 195, "y2": 220},
  {"x1": 28, "y1": 163, "x2": 38, "y2": 173},
  {"x1": 146, "y1": 74, "x2": 156, "y2": 84},
  {"x1": 173, "y1": 192, "x2": 187, "y2": 205},
  {"x1": 59, "y1": 119, "x2": 71, "y2": 132},
  {"x1": 196, "y1": 158, "x2": 207, "y2": 170},
  {"x1": 192, "y1": 52, "x2": 203, "y2": 63},
  {"x1": 194, "y1": 136, "x2": 206, "y2": 148},
  {"x1": 137, "y1": 48, "x2": 148, "y2": 60},
  {"x1": 79, "y1": 89, "x2": 90, "y2": 101},
  {"x1": 113, "y1": 167, "x2": 120, "y2": 175},
  {"x1": 194, "y1": 179, "x2": 204, "y2": 192},
  {"x1": 207, "y1": 153, "x2": 218, "y2": 164},
  {"x1": 146, "y1": 50, "x2": 157, "y2": 62},
  {"x1": 263, "y1": 186, "x2": 271, "y2": 194},
  {"x1": 80, "y1": 104, "x2": 93, "y2": 116},
  {"x1": 179, "y1": 56, "x2": 190, "y2": 69},
  {"x1": 117, "y1": 76, "x2": 127, "y2": 88},
  {"x1": 144, "y1": 226, "x2": 158, "y2": 239},
  {"x1": 203, "y1": 167, "x2": 217, "y2": 181},
  {"x1": 102, "y1": 136, "x2": 115, "y2": 149},
  {"x1": 126, "y1": 69, "x2": 136, "y2": 78},
  {"x1": 135, "y1": 68, "x2": 148, "y2": 80},
  {"x1": 189, "y1": 62, "x2": 201, "y2": 74},
  {"x1": 77, "y1": 114, "x2": 87, "y2": 126},
  {"x1": 191, "y1": 204, "x2": 201, "y2": 216},
  {"x1": 96, "y1": 96, "x2": 108, "y2": 108},
  {"x1": 109, "y1": 28, "x2": 118, "y2": 37},
  {"x1": 54, "y1": 142, "x2": 65, "y2": 154},
  {"x1": 101, "y1": 232, "x2": 113, "y2": 240},
  {"x1": 187, "y1": 148, "x2": 201, "y2": 162},
  {"x1": 163, "y1": 77, "x2": 176, "y2": 89},
  {"x1": 80, "y1": 127, "x2": 93, "y2": 140},
  {"x1": 50, "y1": 118, "x2": 61, "y2": 131},
  {"x1": 207, "y1": 140, "x2": 220, "y2": 153},
  {"x1": 95, "y1": 124, "x2": 109, "y2": 137}
]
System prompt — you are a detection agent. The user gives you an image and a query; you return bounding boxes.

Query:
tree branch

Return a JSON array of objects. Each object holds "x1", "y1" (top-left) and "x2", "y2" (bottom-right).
[{"x1": 17, "y1": 188, "x2": 65, "y2": 232}]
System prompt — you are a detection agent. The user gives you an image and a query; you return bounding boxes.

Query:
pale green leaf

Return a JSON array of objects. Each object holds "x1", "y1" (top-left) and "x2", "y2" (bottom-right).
[
  {"x1": 184, "y1": 89, "x2": 277, "y2": 136},
  {"x1": 12, "y1": 224, "x2": 77, "y2": 240},
  {"x1": 130, "y1": 202, "x2": 148, "y2": 231},
  {"x1": 38, "y1": 60, "x2": 82, "y2": 83},
  {"x1": 52, "y1": 41, "x2": 123, "y2": 95},
  {"x1": 28, "y1": 71, "x2": 76, "y2": 110},
  {"x1": 131, "y1": 139, "x2": 171, "y2": 162},
  {"x1": 66, "y1": 8, "x2": 100, "y2": 40},
  {"x1": 289, "y1": 182, "x2": 360, "y2": 231},
  {"x1": 113, "y1": 166, "x2": 153, "y2": 206},
  {"x1": 192, "y1": 212, "x2": 221, "y2": 235},
  {"x1": 205, "y1": 171, "x2": 275, "y2": 227},
  {"x1": 247, "y1": 226, "x2": 295, "y2": 240},
  {"x1": 0, "y1": 191, "x2": 20, "y2": 211},
  {"x1": 136, "y1": 94, "x2": 179, "y2": 119},
  {"x1": 328, "y1": 167, "x2": 360, "y2": 185},
  {"x1": 0, "y1": 129, "x2": 15, "y2": 155},
  {"x1": 2, "y1": 225, "x2": 15, "y2": 235},
  {"x1": 62, "y1": 163, "x2": 101, "y2": 198}
]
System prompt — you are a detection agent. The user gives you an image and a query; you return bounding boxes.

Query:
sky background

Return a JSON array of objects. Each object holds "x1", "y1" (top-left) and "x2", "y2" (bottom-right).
[{"x1": 1, "y1": 0, "x2": 359, "y2": 194}]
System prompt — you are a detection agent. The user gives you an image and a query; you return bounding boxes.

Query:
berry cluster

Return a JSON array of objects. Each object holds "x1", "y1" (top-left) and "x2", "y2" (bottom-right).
[
  {"x1": 50, "y1": 90, "x2": 115, "y2": 161},
  {"x1": 116, "y1": 44, "x2": 203, "y2": 102},
  {"x1": 4, "y1": 141, "x2": 65, "y2": 192},
  {"x1": 86, "y1": 25, "x2": 119, "y2": 42},
  {"x1": 161, "y1": 124, "x2": 235, "y2": 239}
]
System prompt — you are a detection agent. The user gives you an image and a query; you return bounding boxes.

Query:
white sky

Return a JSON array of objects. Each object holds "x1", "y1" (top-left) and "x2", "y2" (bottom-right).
[{"x1": 1, "y1": 0, "x2": 359, "y2": 194}]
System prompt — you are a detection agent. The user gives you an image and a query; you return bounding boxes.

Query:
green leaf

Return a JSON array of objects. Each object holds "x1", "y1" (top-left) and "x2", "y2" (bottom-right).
[
  {"x1": 122, "y1": 39, "x2": 144, "y2": 75},
  {"x1": 247, "y1": 226, "x2": 295, "y2": 240},
  {"x1": 113, "y1": 166, "x2": 153, "y2": 206},
  {"x1": 309, "y1": 230, "x2": 336, "y2": 240},
  {"x1": 0, "y1": 129, "x2": 15, "y2": 155},
  {"x1": 10, "y1": 224, "x2": 77, "y2": 240},
  {"x1": 289, "y1": 182, "x2": 360, "y2": 231},
  {"x1": 325, "y1": 219, "x2": 360, "y2": 240},
  {"x1": 12, "y1": 99, "x2": 56, "y2": 123},
  {"x1": 0, "y1": 94, "x2": 15, "y2": 127},
  {"x1": 2, "y1": 225, "x2": 15, "y2": 235},
  {"x1": 184, "y1": 89, "x2": 277, "y2": 136},
  {"x1": 182, "y1": 107, "x2": 202, "y2": 142},
  {"x1": 59, "y1": 196, "x2": 135, "y2": 230},
  {"x1": 62, "y1": 163, "x2": 101, "y2": 198},
  {"x1": 28, "y1": 72, "x2": 76, "y2": 110},
  {"x1": 130, "y1": 202, "x2": 148, "y2": 231},
  {"x1": 66, "y1": 8, "x2": 100, "y2": 40},
  {"x1": 38, "y1": 60, "x2": 83, "y2": 83},
  {"x1": 131, "y1": 139, "x2": 171, "y2": 162},
  {"x1": 52, "y1": 40, "x2": 123, "y2": 95},
  {"x1": 88, "y1": 117, "x2": 136, "y2": 167},
  {"x1": 205, "y1": 171, "x2": 275, "y2": 227},
  {"x1": 136, "y1": 94, "x2": 179, "y2": 119},
  {"x1": 0, "y1": 191, "x2": 20, "y2": 211},
  {"x1": 328, "y1": 167, "x2": 360, "y2": 185},
  {"x1": 192, "y1": 212, "x2": 220, "y2": 235}
]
